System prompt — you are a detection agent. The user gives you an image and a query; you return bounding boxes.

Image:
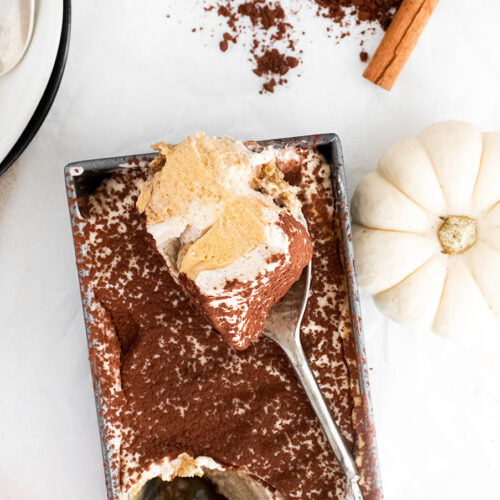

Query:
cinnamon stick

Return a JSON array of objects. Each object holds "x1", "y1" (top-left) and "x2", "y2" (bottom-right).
[{"x1": 363, "y1": 0, "x2": 440, "y2": 91}]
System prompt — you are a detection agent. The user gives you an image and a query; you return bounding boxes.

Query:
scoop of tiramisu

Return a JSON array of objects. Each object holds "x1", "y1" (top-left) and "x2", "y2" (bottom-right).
[{"x1": 136, "y1": 132, "x2": 312, "y2": 349}]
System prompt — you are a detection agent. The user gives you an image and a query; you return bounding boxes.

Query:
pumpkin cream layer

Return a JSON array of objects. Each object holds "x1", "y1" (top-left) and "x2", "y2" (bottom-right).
[
  {"x1": 136, "y1": 132, "x2": 312, "y2": 350},
  {"x1": 80, "y1": 147, "x2": 378, "y2": 499}
]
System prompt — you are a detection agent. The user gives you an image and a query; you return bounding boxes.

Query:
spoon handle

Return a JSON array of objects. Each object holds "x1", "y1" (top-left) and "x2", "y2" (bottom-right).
[{"x1": 283, "y1": 336, "x2": 364, "y2": 500}]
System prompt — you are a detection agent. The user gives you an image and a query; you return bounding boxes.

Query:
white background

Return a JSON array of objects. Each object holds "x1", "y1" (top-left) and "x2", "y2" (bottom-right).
[{"x1": 1, "y1": 1, "x2": 500, "y2": 499}]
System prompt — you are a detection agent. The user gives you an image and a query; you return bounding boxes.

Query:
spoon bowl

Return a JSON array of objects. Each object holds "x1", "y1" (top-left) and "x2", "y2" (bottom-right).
[{"x1": 0, "y1": 0, "x2": 35, "y2": 76}]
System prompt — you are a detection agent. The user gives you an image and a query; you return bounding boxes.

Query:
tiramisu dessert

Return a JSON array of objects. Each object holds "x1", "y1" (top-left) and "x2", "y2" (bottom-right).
[
  {"x1": 136, "y1": 133, "x2": 312, "y2": 349},
  {"x1": 73, "y1": 137, "x2": 380, "y2": 499}
]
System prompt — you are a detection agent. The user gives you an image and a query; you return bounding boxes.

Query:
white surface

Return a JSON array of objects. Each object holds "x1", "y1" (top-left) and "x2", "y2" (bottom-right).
[
  {"x1": 1, "y1": 1, "x2": 500, "y2": 499},
  {"x1": 0, "y1": 0, "x2": 62, "y2": 163}
]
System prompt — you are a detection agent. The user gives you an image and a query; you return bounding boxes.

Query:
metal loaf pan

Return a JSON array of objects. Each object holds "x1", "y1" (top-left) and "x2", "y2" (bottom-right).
[{"x1": 64, "y1": 134, "x2": 382, "y2": 500}]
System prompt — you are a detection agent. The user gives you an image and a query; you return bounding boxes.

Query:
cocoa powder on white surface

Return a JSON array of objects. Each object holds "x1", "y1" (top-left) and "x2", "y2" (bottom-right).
[{"x1": 181, "y1": 0, "x2": 401, "y2": 93}]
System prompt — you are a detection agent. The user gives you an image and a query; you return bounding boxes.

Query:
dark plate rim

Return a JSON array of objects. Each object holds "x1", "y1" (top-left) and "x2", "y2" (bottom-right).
[{"x1": 0, "y1": 0, "x2": 72, "y2": 177}]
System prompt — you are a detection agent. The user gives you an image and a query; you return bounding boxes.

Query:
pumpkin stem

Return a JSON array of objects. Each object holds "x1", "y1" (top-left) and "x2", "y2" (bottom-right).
[{"x1": 438, "y1": 215, "x2": 477, "y2": 254}]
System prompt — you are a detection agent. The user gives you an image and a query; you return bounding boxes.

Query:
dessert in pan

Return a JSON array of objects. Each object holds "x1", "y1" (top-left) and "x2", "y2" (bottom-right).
[
  {"x1": 66, "y1": 133, "x2": 380, "y2": 499},
  {"x1": 136, "y1": 133, "x2": 312, "y2": 349}
]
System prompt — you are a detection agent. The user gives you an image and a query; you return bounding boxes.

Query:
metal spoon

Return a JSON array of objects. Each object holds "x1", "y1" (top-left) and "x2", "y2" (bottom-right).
[
  {"x1": 0, "y1": 0, "x2": 35, "y2": 76},
  {"x1": 264, "y1": 258, "x2": 363, "y2": 500}
]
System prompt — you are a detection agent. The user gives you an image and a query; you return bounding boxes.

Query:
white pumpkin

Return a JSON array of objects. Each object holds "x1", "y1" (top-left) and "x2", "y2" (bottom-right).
[{"x1": 352, "y1": 121, "x2": 500, "y2": 339}]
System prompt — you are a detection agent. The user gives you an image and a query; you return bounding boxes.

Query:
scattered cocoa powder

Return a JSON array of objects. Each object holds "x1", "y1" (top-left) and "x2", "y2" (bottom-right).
[
  {"x1": 189, "y1": 0, "x2": 402, "y2": 92},
  {"x1": 311, "y1": 0, "x2": 400, "y2": 30},
  {"x1": 219, "y1": 32, "x2": 235, "y2": 52}
]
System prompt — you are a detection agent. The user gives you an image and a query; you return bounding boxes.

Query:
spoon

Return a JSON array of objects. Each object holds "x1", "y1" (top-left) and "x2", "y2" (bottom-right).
[
  {"x1": 0, "y1": 0, "x2": 35, "y2": 76},
  {"x1": 264, "y1": 242, "x2": 363, "y2": 499}
]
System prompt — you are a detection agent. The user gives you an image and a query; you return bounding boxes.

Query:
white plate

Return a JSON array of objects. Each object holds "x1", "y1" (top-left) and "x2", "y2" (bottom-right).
[{"x1": 0, "y1": 0, "x2": 63, "y2": 164}]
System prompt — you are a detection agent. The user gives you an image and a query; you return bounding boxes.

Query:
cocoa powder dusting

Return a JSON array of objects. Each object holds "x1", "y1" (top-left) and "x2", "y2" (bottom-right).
[
  {"x1": 189, "y1": 0, "x2": 402, "y2": 92},
  {"x1": 78, "y1": 149, "x2": 380, "y2": 499}
]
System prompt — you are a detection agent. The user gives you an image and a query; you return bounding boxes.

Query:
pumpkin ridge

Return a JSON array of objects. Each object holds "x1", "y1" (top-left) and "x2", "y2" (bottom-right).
[
  {"x1": 374, "y1": 254, "x2": 437, "y2": 296},
  {"x1": 469, "y1": 266, "x2": 496, "y2": 315},
  {"x1": 478, "y1": 238, "x2": 500, "y2": 254},
  {"x1": 471, "y1": 135, "x2": 486, "y2": 202},
  {"x1": 482, "y1": 198, "x2": 500, "y2": 219},
  {"x1": 417, "y1": 137, "x2": 450, "y2": 208},
  {"x1": 377, "y1": 168, "x2": 436, "y2": 216},
  {"x1": 431, "y1": 270, "x2": 449, "y2": 330},
  {"x1": 354, "y1": 224, "x2": 430, "y2": 237}
]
